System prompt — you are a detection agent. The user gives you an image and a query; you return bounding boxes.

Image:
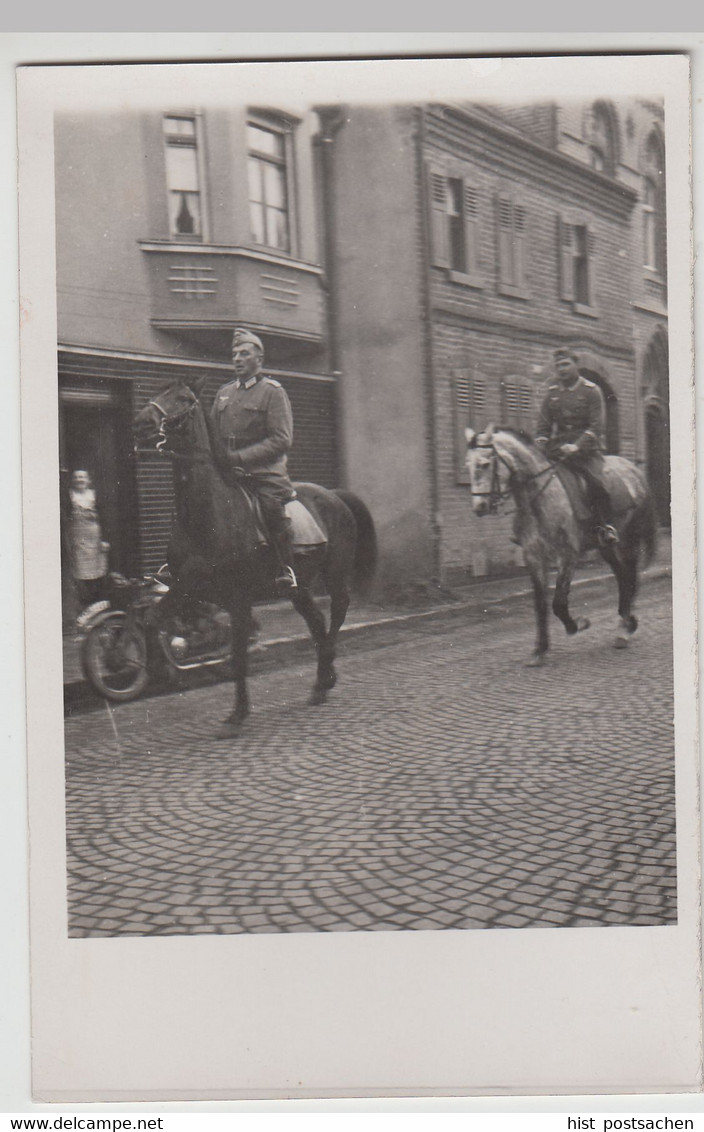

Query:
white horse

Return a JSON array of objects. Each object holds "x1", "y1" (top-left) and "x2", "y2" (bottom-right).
[{"x1": 464, "y1": 425, "x2": 657, "y2": 665}]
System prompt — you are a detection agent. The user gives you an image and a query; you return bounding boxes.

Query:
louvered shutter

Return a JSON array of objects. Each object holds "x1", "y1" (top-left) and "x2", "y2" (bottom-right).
[
  {"x1": 453, "y1": 371, "x2": 472, "y2": 483},
  {"x1": 519, "y1": 384, "x2": 534, "y2": 431},
  {"x1": 558, "y1": 214, "x2": 575, "y2": 301},
  {"x1": 463, "y1": 183, "x2": 480, "y2": 277},
  {"x1": 586, "y1": 226, "x2": 597, "y2": 306},
  {"x1": 501, "y1": 379, "x2": 520, "y2": 428},
  {"x1": 427, "y1": 165, "x2": 450, "y2": 268},
  {"x1": 497, "y1": 195, "x2": 513, "y2": 284},
  {"x1": 513, "y1": 202, "x2": 527, "y2": 289}
]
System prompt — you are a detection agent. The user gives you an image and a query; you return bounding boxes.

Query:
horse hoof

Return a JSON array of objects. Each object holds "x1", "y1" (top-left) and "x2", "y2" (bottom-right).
[
  {"x1": 217, "y1": 711, "x2": 248, "y2": 737},
  {"x1": 525, "y1": 653, "x2": 546, "y2": 668},
  {"x1": 309, "y1": 686, "x2": 328, "y2": 706},
  {"x1": 576, "y1": 616, "x2": 590, "y2": 632},
  {"x1": 613, "y1": 636, "x2": 630, "y2": 650},
  {"x1": 320, "y1": 668, "x2": 337, "y2": 692},
  {"x1": 224, "y1": 709, "x2": 249, "y2": 725},
  {"x1": 216, "y1": 723, "x2": 242, "y2": 739}
]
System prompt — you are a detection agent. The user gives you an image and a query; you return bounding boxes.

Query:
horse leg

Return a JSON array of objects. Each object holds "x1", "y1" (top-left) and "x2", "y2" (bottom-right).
[
  {"x1": 523, "y1": 549, "x2": 550, "y2": 666},
  {"x1": 219, "y1": 592, "x2": 251, "y2": 735},
  {"x1": 601, "y1": 541, "x2": 639, "y2": 648},
  {"x1": 290, "y1": 585, "x2": 333, "y2": 704},
  {"x1": 321, "y1": 577, "x2": 351, "y2": 694},
  {"x1": 552, "y1": 550, "x2": 590, "y2": 636}
]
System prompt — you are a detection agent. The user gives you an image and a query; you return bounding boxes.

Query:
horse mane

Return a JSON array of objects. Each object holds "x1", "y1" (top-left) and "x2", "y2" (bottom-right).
[
  {"x1": 493, "y1": 425, "x2": 540, "y2": 451},
  {"x1": 470, "y1": 425, "x2": 543, "y2": 456}
]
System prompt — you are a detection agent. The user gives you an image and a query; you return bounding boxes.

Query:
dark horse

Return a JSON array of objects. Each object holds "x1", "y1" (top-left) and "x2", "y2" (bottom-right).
[
  {"x1": 133, "y1": 376, "x2": 377, "y2": 734},
  {"x1": 464, "y1": 424, "x2": 657, "y2": 665}
]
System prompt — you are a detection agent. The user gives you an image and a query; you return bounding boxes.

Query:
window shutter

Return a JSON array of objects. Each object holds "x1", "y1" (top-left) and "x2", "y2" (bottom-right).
[
  {"x1": 513, "y1": 202, "x2": 527, "y2": 289},
  {"x1": 453, "y1": 371, "x2": 472, "y2": 483},
  {"x1": 500, "y1": 379, "x2": 520, "y2": 428},
  {"x1": 497, "y1": 195, "x2": 513, "y2": 284},
  {"x1": 472, "y1": 376, "x2": 487, "y2": 427},
  {"x1": 519, "y1": 384, "x2": 534, "y2": 431},
  {"x1": 427, "y1": 165, "x2": 450, "y2": 268},
  {"x1": 463, "y1": 183, "x2": 480, "y2": 277},
  {"x1": 558, "y1": 214, "x2": 575, "y2": 301},
  {"x1": 586, "y1": 225, "x2": 597, "y2": 305}
]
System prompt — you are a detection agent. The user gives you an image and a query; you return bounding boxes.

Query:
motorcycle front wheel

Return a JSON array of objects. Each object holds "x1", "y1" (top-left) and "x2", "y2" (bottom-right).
[{"x1": 81, "y1": 612, "x2": 150, "y2": 702}]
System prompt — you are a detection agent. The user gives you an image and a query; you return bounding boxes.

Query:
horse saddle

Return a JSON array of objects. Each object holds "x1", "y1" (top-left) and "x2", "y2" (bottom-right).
[
  {"x1": 245, "y1": 493, "x2": 328, "y2": 550},
  {"x1": 554, "y1": 462, "x2": 638, "y2": 525}
]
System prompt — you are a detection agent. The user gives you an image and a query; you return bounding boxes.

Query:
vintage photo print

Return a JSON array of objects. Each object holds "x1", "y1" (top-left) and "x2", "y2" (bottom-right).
[{"x1": 18, "y1": 54, "x2": 699, "y2": 1100}]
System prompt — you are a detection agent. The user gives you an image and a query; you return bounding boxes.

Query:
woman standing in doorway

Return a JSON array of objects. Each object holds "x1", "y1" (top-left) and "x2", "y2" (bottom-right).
[{"x1": 68, "y1": 470, "x2": 110, "y2": 607}]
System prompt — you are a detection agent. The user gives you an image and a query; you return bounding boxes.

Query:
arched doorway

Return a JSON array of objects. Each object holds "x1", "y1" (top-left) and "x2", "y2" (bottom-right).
[
  {"x1": 642, "y1": 327, "x2": 670, "y2": 527},
  {"x1": 645, "y1": 401, "x2": 670, "y2": 527},
  {"x1": 578, "y1": 365, "x2": 620, "y2": 455}
]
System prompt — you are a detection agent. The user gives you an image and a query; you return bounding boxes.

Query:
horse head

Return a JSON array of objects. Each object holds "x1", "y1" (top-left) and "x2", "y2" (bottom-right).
[
  {"x1": 464, "y1": 423, "x2": 509, "y2": 515},
  {"x1": 133, "y1": 377, "x2": 207, "y2": 455}
]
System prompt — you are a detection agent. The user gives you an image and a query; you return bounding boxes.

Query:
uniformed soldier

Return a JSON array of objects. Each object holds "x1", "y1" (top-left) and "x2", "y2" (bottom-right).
[
  {"x1": 211, "y1": 328, "x2": 298, "y2": 591},
  {"x1": 535, "y1": 347, "x2": 619, "y2": 544}
]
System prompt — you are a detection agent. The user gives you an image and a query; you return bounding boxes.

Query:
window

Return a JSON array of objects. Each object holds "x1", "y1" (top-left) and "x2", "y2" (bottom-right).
[
  {"x1": 642, "y1": 134, "x2": 665, "y2": 276},
  {"x1": 558, "y1": 214, "x2": 597, "y2": 313},
  {"x1": 496, "y1": 195, "x2": 527, "y2": 297},
  {"x1": 500, "y1": 378, "x2": 535, "y2": 431},
  {"x1": 247, "y1": 121, "x2": 291, "y2": 252},
  {"x1": 643, "y1": 179, "x2": 658, "y2": 270},
  {"x1": 163, "y1": 116, "x2": 202, "y2": 238},
  {"x1": 427, "y1": 166, "x2": 481, "y2": 283},
  {"x1": 588, "y1": 103, "x2": 617, "y2": 178},
  {"x1": 453, "y1": 370, "x2": 488, "y2": 483}
]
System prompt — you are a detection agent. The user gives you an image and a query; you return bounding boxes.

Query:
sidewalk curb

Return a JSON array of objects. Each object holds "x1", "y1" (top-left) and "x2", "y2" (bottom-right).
[{"x1": 64, "y1": 564, "x2": 671, "y2": 713}]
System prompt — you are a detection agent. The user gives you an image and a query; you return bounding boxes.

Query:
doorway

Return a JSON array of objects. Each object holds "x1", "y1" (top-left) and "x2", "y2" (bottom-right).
[
  {"x1": 59, "y1": 378, "x2": 137, "y2": 584},
  {"x1": 645, "y1": 402, "x2": 671, "y2": 528}
]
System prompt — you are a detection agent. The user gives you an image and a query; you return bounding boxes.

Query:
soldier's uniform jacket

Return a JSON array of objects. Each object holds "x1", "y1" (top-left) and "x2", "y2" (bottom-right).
[
  {"x1": 211, "y1": 374, "x2": 293, "y2": 479},
  {"x1": 535, "y1": 375, "x2": 605, "y2": 459}
]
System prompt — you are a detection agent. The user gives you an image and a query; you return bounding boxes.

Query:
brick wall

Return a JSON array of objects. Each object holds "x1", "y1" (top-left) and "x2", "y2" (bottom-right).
[{"x1": 420, "y1": 106, "x2": 640, "y2": 581}]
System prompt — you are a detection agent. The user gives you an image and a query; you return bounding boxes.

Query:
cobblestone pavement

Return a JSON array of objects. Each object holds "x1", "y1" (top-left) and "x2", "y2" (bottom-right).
[{"x1": 65, "y1": 574, "x2": 676, "y2": 936}]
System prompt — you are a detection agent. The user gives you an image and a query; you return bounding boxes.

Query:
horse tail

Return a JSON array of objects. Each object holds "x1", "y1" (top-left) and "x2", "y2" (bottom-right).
[{"x1": 334, "y1": 490, "x2": 378, "y2": 592}]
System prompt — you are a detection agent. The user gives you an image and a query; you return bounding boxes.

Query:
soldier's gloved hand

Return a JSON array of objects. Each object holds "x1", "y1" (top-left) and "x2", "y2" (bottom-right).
[{"x1": 560, "y1": 443, "x2": 579, "y2": 457}]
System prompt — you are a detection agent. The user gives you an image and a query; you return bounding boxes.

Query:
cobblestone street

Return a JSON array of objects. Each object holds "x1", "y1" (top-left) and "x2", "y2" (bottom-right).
[{"x1": 65, "y1": 573, "x2": 676, "y2": 936}]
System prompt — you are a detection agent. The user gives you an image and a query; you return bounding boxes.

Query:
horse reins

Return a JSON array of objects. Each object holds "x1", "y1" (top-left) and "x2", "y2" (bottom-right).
[{"x1": 470, "y1": 441, "x2": 557, "y2": 515}]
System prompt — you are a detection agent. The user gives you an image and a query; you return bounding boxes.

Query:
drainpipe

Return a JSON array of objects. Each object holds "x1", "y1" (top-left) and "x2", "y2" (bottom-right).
[
  {"x1": 314, "y1": 105, "x2": 347, "y2": 485},
  {"x1": 416, "y1": 106, "x2": 442, "y2": 583}
]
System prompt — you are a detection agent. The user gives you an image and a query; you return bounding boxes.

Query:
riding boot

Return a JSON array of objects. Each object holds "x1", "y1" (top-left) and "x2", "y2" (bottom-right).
[
  {"x1": 270, "y1": 516, "x2": 298, "y2": 592},
  {"x1": 587, "y1": 480, "x2": 619, "y2": 545}
]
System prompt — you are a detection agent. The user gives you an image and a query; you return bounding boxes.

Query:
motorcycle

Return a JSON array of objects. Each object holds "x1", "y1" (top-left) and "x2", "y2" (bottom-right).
[{"x1": 78, "y1": 566, "x2": 233, "y2": 702}]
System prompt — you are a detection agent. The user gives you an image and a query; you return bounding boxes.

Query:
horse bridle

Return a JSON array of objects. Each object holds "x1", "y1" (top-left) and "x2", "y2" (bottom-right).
[
  {"x1": 469, "y1": 440, "x2": 557, "y2": 515},
  {"x1": 146, "y1": 392, "x2": 199, "y2": 451}
]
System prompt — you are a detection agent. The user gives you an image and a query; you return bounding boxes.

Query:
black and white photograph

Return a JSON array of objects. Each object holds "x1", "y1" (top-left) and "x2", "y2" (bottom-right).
[{"x1": 17, "y1": 52, "x2": 698, "y2": 1100}]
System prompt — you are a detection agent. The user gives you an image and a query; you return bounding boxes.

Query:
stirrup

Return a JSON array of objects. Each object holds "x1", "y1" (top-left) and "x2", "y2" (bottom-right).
[
  {"x1": 275, "y1": 565, "x2": 298, "y2": 592},
  {"x1": 597, "y1": 524, "x2": 619, "y2": 546}
]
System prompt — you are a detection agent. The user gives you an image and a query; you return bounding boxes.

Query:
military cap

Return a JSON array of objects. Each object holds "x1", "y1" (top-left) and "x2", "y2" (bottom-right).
[
  {"x1": 553, "y1": 346, "x2": 580, "y2": 362},
  {"x1": 232, "y1": 328, "x2": 264, "y2": 354}
]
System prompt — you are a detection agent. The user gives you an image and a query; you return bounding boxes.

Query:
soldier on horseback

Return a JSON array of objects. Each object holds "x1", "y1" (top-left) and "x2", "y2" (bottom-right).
[
  {"x1": 535, "y1": 347, "x2": 619, "y2": 545},
  {"x1": 211, "y1": 328, "x2": 298, "y2": 591}
]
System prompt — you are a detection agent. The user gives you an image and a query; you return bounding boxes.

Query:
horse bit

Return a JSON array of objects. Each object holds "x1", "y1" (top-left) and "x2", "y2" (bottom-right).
[{"x1": 146, "y1": 394, "x2": 199, "y2": 452}]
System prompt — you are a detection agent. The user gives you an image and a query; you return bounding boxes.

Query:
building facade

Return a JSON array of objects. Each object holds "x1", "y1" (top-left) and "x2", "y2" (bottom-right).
[
  {"x1": 56, "y1": 105, "x2": 338, "y2": 584},
  {"x1": 55, "y1": 95, "x2": 669, "y2": 599},
  {"x1": 322, "y1": 98, "x2": 669, "y2": 585}
]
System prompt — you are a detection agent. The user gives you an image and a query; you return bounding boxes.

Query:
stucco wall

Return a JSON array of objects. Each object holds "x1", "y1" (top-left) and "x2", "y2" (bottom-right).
[{"x1": 328, "y1": 105, "x2": 435, "y2": 586}]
